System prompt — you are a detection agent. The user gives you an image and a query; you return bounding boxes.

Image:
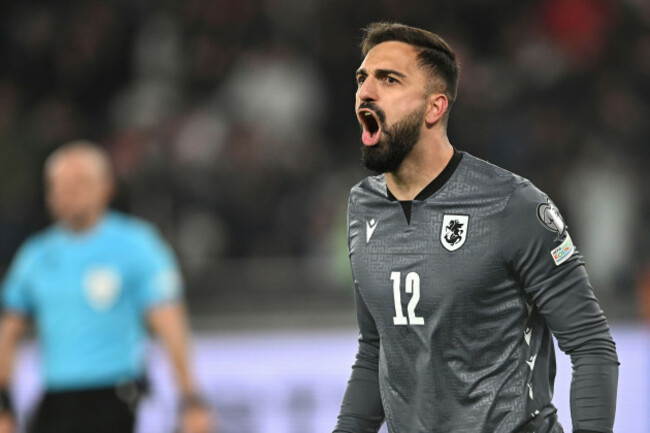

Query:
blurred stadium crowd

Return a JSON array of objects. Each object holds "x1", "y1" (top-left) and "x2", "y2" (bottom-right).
[{"x1": 1, "y1": 0, "x2": 649, "y2": 324}]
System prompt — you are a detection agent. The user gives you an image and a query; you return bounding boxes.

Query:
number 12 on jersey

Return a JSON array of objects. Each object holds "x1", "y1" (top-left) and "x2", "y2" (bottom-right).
[{"x1": 391, "y1": 271, "x2": 424, "y2": 325}]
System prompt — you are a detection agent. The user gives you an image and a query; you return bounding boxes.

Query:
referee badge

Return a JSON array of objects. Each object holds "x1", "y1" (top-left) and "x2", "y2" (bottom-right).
[
  {"x1": 83, "y1": 266, "x2": 122, "y2": 311},
  {"x1": 440, "y1": 214, "x2": 469, "y2": 252}
]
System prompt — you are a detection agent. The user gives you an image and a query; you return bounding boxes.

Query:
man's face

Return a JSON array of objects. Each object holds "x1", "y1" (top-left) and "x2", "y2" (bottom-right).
[
  {"x1": 355, "y1": 41, "x2": 429, "y2": 173},
  {"x1": 46, "y1": 153, "x2": 112, "y2": 229}
]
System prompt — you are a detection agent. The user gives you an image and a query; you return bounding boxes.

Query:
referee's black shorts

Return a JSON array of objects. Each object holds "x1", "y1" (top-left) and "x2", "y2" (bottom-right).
[{"x1": 27, "y1": 380, "x2": 145, "y2": 433}]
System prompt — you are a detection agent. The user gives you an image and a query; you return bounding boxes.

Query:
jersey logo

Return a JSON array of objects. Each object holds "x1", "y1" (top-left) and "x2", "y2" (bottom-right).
[
  {"x1": 524, "y1": 326, "x2": 532, "y2": 345},
  {"x1": 440, "y1": 214, "x2": 469, "y2": 251},
  {"x1": 366, "y1": 218, "x2": 378, "y2": 243},
  {"x1": 83, "y1": 266, "x2": 122, "y2": 311},
  {"x1": 551, "y1": 233, "x2": 575, "y2": 266},
  {"x1": 526, "y1": 354, "x2": 537, "y2": 370},
  {"x1": 537, "y1": 199, "x2": 567, "y2": 240}
]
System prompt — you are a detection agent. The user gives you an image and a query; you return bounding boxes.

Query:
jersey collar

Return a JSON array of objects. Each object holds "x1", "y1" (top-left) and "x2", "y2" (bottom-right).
[{"x1": 387, "y1": 147, "x2": 463, "y2": 202}]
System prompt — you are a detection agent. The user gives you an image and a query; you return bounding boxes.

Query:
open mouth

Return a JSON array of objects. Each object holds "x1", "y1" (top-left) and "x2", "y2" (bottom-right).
[{"x1": 358, "y1": 109, "x2": 381, "y2": 146}]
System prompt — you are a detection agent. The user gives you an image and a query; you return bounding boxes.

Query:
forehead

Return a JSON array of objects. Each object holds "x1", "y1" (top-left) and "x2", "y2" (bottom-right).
[
  {"x1": 359, "y1": 41, "x2": 421, "y2": 74},
  {"x1": 47, "y1": 151, "x2": 105, "y2": 181}
]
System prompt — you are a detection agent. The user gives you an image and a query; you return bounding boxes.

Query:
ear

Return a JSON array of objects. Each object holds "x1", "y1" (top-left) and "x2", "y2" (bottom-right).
[
  {"x1": 424, "y1": 93, "x2": 448, "y2": 125},
  {"x1": 102, "y1": 177, "x2": 116, "y2": 204}
]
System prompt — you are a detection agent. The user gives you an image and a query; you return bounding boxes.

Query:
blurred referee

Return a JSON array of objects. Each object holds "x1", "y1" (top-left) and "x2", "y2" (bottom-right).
[{"x1": 0, "y1": 141, "x2": 213, "y2": 433}]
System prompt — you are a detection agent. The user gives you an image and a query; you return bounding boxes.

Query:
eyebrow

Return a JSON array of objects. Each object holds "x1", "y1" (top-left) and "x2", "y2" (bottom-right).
[{"x1": 355, "y1": 68, "x2": 407, "y2": 79}]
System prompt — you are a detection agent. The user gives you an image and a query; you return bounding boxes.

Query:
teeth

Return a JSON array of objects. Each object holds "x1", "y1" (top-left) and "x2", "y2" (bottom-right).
[{"x1": 364, "y1": 112, "x2": 372, "y2": 117}]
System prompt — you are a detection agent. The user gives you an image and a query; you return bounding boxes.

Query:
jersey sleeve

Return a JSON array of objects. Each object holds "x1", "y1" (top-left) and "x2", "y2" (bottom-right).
[
  {"x1": 333, "y1": 283, "x2": 385, "y2": 433},
  {"x1": 334, "y1": 197, "x2": 384, "y2": 433},
  {"x1": 502, "y1": 180, "x2": 619, "y2": 433},
  {"x1": 133, "y1": 227, "x2": 184, "y2": 311},
  {"x1": 1, "y1": 241, "x2": 37, "y2": 315}
]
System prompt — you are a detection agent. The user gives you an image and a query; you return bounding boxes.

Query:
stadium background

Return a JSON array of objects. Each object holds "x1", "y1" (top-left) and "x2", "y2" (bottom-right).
[{"x1": 0, "y1": 0, "x2": 648, "y2": 431}]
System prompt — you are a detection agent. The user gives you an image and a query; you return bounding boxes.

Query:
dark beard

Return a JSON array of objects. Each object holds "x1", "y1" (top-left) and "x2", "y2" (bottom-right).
[{"x1": 360, "y1": 102, "x2": 425, "y2": 174}]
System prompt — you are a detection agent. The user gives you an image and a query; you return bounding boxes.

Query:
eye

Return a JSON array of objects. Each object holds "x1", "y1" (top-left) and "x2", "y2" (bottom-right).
[
  {"x1": 385, "y1": 76, "x2": 398, "y2": 84},
  {"x1": 356, "y1": 75, "x2": 366, "y2": 86}
]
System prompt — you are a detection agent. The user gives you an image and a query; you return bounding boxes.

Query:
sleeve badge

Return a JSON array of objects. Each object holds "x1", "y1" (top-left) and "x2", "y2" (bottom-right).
[
  {"x1": 536, "y1": 199, "x2": 568, "y2": 240},
  {"x1": 551, "y1": 233, "x2": 575, "y2": 266}
]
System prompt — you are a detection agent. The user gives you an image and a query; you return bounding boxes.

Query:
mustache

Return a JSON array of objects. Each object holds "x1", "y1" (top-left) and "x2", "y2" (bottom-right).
[{"x1": 358, "y1": 101, "x2": 386, "y2": 125}]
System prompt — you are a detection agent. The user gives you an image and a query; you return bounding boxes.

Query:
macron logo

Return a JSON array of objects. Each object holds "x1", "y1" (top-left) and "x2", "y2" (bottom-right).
[
  {"x1": 366, "y1": 219, "x2": 378, "y2": 243},
  {"x1": 526, "y1": 354, "x2": 537, "y2": 371},
  {"x1": 524, "y1": 327, "x2": 532, "y2": 346}
]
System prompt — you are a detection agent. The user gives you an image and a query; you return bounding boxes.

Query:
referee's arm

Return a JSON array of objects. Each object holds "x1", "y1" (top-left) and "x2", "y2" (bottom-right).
[
  {"x1": 147, "y1": 304, "x2": 213, "y2": 433},
  {"x1": 0, "y1": 313, "x2": 27, "y2": 433},
  {"x1": 148, "y1": 304, "x2": 197, "y2": 397}
]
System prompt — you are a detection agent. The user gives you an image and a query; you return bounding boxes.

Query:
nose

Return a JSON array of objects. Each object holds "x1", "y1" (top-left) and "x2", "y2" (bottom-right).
[{"x1": 357, "y1": 76, "x2": 377, "y2": 102}]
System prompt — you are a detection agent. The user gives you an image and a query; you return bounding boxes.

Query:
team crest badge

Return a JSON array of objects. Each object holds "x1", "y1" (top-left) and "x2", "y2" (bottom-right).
[
  {"x1": 537, "y1": 199, "x2": 567, "y2": 240},
  {"x1": 83, "y1": 267, "x2": 122, "y2": 311},
  {"x1": 440, "y1": 214, "x2": 469, "y2": 252}
]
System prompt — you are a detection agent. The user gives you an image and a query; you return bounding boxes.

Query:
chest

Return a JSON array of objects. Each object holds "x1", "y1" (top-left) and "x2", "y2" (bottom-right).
[
  {"x1": 349, "y1": 199, "x2": 519, "y2": 328},
  {"x1": 29, "y1": 241, "x2": 137, "y2": 312}
]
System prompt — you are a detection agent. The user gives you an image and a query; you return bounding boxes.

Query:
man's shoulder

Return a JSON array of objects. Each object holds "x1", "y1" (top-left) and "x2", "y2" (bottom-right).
[
  {"x1": 459, "y1": 151, "x2": 522, "y2": 183},
  {"x1": 10, "y1": 226, "x2": 59, "y2": 269},
  {"x1": 349, "y1": 174, "x2": 386, "y2": 203},
  {"x1": 22, "y1": 224, "x2": 61, "y2": 250},
  {"x1": 456, "y1": 151, "x2": 533, "y2": 197},
  {"x1": 106, "y1": 211, "x2": 155, "y2": 233},
  {"x1": 105, "y1": 211, "x2": 167, "y2": 249},
  {"x1": 350, "y1": 174, "x2": 385, "y2": 195},
  {"x1": 459, "y1": 153, "x2": 552, "y2": 219}
]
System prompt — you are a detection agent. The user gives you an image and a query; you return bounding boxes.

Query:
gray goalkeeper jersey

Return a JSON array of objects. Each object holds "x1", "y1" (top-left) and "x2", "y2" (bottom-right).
[{"x1": 336, "y1": 150, "x2": 618, "y2": 433}]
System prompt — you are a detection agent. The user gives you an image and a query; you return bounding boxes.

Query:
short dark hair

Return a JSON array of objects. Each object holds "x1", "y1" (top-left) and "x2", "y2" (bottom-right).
[{"x1": 361, "y1": 22, "x2": 460, "y2": 118}]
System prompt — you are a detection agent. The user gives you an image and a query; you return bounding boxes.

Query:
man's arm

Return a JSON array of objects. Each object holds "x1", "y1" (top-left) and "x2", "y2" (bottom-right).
[
  {"x1": 532, "y1": 265, "x2": 618, "y2": 433},
  {"x1": 147, "y1": 303, "x2": 213, "y2": 433},
  {"x1": 148, "y1": 304, "x2": 196, "y2": 396},
  {"x1": 333, "y1": 287, "x2": 384, "y2": 433},
  {"x1": 503, "y1": 181, "x2": 618, "y2": 433},
  {"x1": 0, "y1": 313, "x2": 27, "y2": 433}
]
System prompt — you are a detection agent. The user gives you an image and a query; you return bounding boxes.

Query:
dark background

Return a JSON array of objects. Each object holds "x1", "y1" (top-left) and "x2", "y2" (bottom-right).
[{"x1": 1, "y1": 0, "x2": 648, "y2": 329}]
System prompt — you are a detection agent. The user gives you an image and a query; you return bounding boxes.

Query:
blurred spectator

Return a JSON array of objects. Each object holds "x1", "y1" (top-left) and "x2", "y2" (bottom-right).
[
  {"x1": 0, "y1": 0, "x2": 647, "y2": 320},
  {"x1": 564, "y1": 143, "x2": 640, "y2": 293}
]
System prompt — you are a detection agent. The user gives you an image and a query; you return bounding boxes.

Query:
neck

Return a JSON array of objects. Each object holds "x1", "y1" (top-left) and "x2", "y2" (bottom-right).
[
  {"x1": 385, "y1": 132, "x2": 454, "y2": 201},
  {"x1": 61, "y1": 211, "x2": 105, "y2": 233}
]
